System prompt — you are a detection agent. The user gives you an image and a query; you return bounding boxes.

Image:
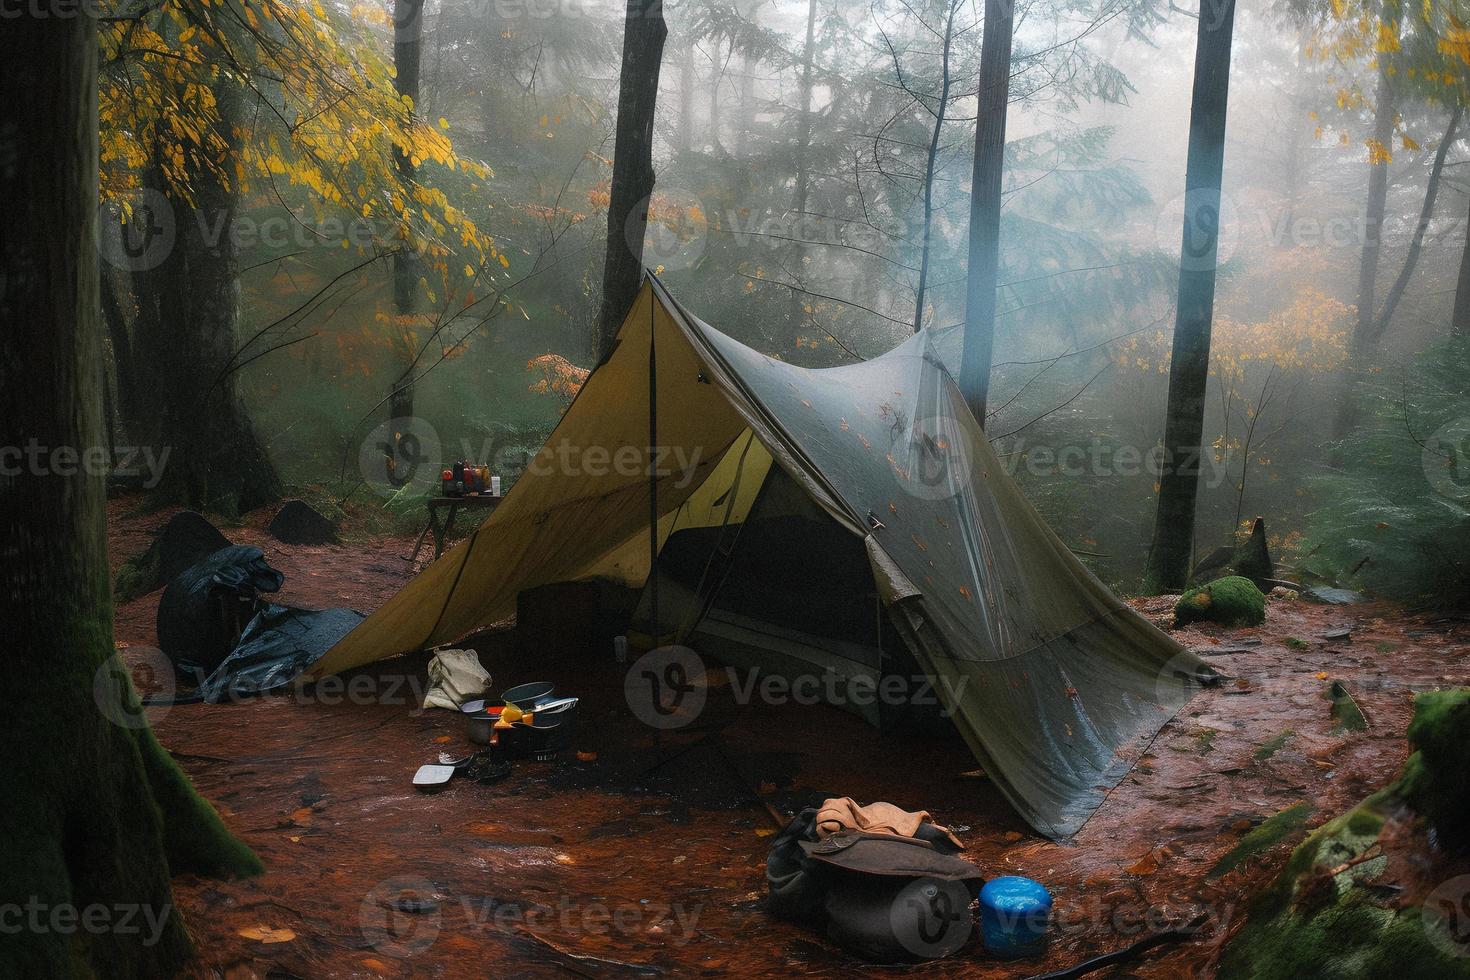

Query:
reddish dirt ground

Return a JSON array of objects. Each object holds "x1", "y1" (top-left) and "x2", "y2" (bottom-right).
[{"x1": 107, "y1": 500, "x2": 1470, "y2": 978}]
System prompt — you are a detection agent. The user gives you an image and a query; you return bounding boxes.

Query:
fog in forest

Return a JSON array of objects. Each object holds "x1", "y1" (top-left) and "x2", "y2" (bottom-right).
[{"x1": 96, "y1": 0, "x2": 1470, "y2": 601}]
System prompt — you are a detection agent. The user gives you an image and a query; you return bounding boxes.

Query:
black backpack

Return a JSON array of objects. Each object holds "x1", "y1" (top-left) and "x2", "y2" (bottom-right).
[{"x1": 766, "y1": 807, "x2": 985, "y2": 963}]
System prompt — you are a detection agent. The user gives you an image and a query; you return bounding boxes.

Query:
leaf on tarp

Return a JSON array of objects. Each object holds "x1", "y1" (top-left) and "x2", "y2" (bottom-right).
[
  {"x1": 239, "y1": 925, "x2": 296, "y2": 943},
  {"x1": 1326, "y1": 680, "x2": 1369, "y2": 732},
  {"x1": 1208, "y1": 802, "x2": 1314, "y2": 880}
]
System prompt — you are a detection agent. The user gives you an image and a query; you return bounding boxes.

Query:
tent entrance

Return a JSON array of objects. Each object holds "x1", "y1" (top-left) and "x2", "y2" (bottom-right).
[{"x1": 630, "y1": 432, "x2": 947, "y2": 731}]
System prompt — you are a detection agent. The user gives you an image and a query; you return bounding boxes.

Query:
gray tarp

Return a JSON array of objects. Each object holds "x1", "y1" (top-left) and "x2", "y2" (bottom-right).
[{"x1": 668, "y1": 284, "x2": 1212, "y2": 837}]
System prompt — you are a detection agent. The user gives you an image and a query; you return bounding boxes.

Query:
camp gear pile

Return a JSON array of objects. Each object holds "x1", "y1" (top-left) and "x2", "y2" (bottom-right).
[
  {"x1": 766, "y1": 800, "x2": 984, "y2": 962},
  {"x1": 155, "y1": 545, "x2": 364, "y2": 701}
]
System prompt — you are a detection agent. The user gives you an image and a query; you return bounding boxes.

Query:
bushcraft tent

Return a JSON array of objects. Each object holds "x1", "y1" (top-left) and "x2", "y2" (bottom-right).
[{"x1": 309, "y1": 278, "x2": 1210, "y2": 838}]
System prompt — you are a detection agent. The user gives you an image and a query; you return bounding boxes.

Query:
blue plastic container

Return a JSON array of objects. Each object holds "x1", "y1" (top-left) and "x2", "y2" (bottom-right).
[{"x1": 978, "y1": 876, "x2": 1052, "y2": 958}]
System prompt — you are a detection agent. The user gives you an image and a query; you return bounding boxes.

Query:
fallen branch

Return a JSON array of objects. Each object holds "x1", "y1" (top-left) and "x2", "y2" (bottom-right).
[{"x1": 1025, "y1": 912, "x2": 1208, "y2": 980}]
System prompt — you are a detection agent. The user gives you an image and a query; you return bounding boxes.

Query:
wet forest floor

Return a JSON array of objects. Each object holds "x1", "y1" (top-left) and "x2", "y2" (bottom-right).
[{"x1": 106, "y1": 498, "x2": 1470, "y2": 978}]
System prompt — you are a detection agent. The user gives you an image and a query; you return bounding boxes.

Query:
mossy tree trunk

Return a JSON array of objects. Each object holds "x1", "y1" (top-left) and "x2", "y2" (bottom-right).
[{"x1": 0, "y1": 24, "x2": 261, "y2": 979}]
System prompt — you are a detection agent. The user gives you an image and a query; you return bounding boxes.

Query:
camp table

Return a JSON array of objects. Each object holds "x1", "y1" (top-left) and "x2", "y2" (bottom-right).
[{"x1": 410, "y1": 494, "x2": 501, "y2": 562}]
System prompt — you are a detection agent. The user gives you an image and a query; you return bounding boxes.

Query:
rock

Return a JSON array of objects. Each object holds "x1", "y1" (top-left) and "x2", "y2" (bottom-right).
[
  {"x1": 1398, "y1": 688, "x2": 1470, "y2": 848},
  {"x1": 1270, "y1": 586, "x2": 1299, "y2": 600},
  {"x1": 1220, "y1": 691, "x2": 1470, "y2": 975},
  {"x1": 1302, "y1": 586, "x2": 1364, "y2": 605},
  {"x1": 1174, "y1": 576, "x2": 1267, "y2": 628},
  {"x1": 267, "y1": 499, "x2": 339, "y2": 545},
  {"x1": 114, "y1": 510, "x2": 231, "y2": 601}
]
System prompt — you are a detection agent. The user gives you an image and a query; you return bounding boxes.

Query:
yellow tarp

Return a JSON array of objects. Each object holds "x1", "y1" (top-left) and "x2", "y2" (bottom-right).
[{"x1": 307, "y1": 286, "x2": 747, "y2": 678}]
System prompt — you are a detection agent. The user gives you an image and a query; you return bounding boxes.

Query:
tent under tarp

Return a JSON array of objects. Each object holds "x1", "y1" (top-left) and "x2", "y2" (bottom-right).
[{"x1": 308, "y1": 278, "x2": 1210, "y2": 838}]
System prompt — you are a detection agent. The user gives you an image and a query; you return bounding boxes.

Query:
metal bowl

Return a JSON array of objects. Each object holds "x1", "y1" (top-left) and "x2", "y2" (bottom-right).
[{"x1": 500, "y1": 681, "x2": 555, "y2": 709}]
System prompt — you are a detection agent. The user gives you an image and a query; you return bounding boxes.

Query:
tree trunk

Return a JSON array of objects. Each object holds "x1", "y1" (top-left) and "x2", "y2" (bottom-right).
[
  {"x1": 1144, "y1": 0, "x2": 1237, "y2": 592},
  {"x1": 597, "y1": 0, "x2": 669, "y2": 358},
  {"x1": 708, "y1": 36, "x2": 725, "y2": 152},
  {"x1": 1454, "y1": 191, "x2": 1470, "y2": 337},
  {"x1": 679, "y1": 48, "x2": 695, "y2": 153},
  {"x1": 100, "y1": 263, "x2": 143, "y2": 433},
  {"x1": 390, "y1": 0, "x2": 425, "y2": 432},
  {"x1": 910, "y1": 0, "x2": 958, "y2": 333},
  {"x1": 1376, "y1": 104, "x2": 1462, "y2": 336},
  {"x1": 129, "y1": 84, "x2": 281, "y2": 516},
  {"x1": 787, "y1": 0, "x2": 820, "y2": 354},
  {"x1": 958, "y1": 0, "x2": 1015, "y2": 425},
  {"x1": 1332, "y1": 58, "x2": 1396, "y2": 442},
  {"x1": 118, "y1": 81, "x2": 280, "y2": 516},
  {"x1": 0, "y1": 21, "x2": 260, "y2": 978}
]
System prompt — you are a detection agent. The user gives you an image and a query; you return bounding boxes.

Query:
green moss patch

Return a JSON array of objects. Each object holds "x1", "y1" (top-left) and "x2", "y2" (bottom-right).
[
  {"x1": 1174, "y1": 575, "x2": 1267, "y2": 628},
  {"x1": 1397, "y1": 689, "x2": 1470, "y2": 848},
  {"x1": 1328, "y1": 680, "x2": 1370, "y2": 733},
  {"x1": 1209, "y1": 802, "x2": 1314, "y2": 880},
  {"x1": 1254, "y1": 730, "x2": 1296, "y2": 762}
]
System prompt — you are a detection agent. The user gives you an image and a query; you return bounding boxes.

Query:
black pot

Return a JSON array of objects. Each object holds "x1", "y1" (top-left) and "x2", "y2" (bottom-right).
[
  {"x1": 530, "y1": 697, "x2": 578, "y2": 739},
  {"x1": 464, "y1": 702, "x2": 504, "y2": 746}
]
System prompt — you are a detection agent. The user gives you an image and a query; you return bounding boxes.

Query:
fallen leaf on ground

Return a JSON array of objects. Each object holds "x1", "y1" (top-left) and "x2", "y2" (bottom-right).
[
  {"x1": 238, "y1": 926, "x2": 296, "y2": 944},
  {"x1": 1126, "y1": 852, "x2": 1160, "y2": 875}
]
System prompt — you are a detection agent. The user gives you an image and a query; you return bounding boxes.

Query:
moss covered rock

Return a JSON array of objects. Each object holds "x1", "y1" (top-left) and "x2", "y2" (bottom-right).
[
  {"x1": 1397, "y1": 689, "x2": 1470, "y2": 848},
  {"x1": 1220, "y1": 689, "x2": 1470, "y2": 977},
  {"x1": 1173, "y1": 575, "x2": 1267, "y2": 628}
]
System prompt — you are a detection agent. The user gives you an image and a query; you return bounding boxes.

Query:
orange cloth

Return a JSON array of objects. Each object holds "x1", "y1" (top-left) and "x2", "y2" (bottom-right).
[{"x1": 814, "y1": 797, "x2": 963, "y2": 848}]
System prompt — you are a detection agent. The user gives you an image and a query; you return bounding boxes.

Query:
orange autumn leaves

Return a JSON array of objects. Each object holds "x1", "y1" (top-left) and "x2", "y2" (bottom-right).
[
  {"x1": 1113, "y1": 286, "x2": 1350, "y2": 381},
  {"x1": 527, "y1": 354, "x2": 589, "y2": 406}
]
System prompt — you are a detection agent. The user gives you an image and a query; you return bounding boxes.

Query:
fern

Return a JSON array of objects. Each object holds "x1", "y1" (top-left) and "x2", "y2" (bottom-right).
[{"x1": 1301, "y1": 337, "x2": 1470, "y2": 607}]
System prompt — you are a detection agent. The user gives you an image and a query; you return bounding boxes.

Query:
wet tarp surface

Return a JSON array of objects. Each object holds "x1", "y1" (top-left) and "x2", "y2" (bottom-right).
[
  {"x1": 196, "y1": 605, "x2": 367, "y2": 702},
  {"x1": 312, "y1": 280, "x2": 1207, "y2": 837},
  {"x1": 674, "y1": 292, "x2": 1209, "y2": 836}
]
